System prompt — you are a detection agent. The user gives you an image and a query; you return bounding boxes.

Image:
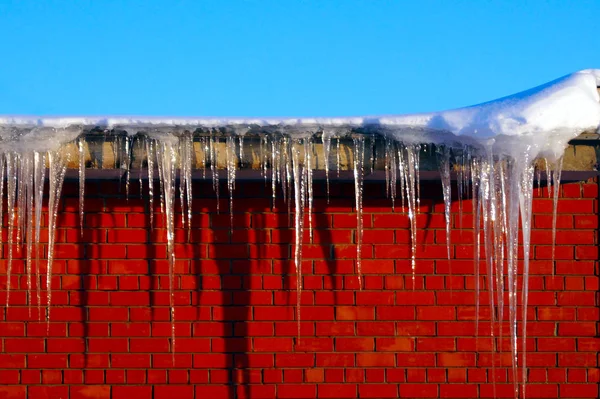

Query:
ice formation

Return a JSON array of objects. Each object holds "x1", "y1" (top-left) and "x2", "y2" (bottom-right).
[{"x1": 1, "y1": 69, "x2": 600, "y2": 398}]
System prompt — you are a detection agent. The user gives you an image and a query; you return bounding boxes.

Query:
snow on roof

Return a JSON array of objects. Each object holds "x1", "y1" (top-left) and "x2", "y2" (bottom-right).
[{"x1": 0, "y1": 69, "x2": 599, "y2": 157}]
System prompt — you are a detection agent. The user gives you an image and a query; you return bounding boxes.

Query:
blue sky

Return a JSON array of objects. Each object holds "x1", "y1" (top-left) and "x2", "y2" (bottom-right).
[{"x1": 0, "y1": 0, "x2": 599, "y2": 117}]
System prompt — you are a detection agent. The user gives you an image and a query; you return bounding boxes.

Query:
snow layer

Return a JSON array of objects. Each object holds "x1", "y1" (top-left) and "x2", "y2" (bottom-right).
[{"x1": 1, "y1": 69, "x2": 599, "y2": 157}]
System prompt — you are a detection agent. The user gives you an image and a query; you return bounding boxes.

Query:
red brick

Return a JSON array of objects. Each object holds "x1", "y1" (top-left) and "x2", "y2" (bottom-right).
[
  {"x1": 317, "y1": 384, "x2": 356, "y2": 398},
  {"x1": 28, "y1": 386, "x2": 69, "y2": 399},
  {"x1": 559, "y1": 384, "x2": 598, "y2": 398},
  {"x1": 359, "y1": 384, "x2": 398, "y2": 398},
  {"x1": 112, "y1": 386, "x2": 152, "y2": 399},
  {"x1": 400, "y1": 384, "x2": 438, "y2": 398}
]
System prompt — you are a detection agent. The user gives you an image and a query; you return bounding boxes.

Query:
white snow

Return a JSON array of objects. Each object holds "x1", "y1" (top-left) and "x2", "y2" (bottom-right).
[{"x1": 1, "y1": 69, "x2": 599, "y2": 157}]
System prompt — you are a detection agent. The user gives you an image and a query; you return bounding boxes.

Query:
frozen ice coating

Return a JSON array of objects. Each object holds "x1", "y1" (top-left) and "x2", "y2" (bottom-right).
[{"x1": 0, "y1": 69, "x2": 599, "y2": 398}]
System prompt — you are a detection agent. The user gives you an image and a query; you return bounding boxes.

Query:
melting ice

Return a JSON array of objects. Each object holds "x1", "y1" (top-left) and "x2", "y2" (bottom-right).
[{"x1": 1, "y1": 69, "x2": 600, "y2": 398}]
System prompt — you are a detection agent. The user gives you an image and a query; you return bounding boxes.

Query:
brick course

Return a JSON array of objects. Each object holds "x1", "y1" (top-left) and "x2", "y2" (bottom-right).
[{"x1": 0, "y1": 178, "x2": 597, "y2": 398}]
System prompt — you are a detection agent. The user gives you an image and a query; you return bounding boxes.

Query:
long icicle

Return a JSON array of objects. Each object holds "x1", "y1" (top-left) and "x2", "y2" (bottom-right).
[
  {"x1": 156, "y1": 141, "x2": 178, "y2": 358},
  {"x1": 146, "y1": 138, "x2": 155, "y2": 229},
  {"x1": 471, "y1": 157, "x2": 482, "y2": 337},
  {"x1": 5, "y1": 153, "x2": 18, "y2": 307},
  {"x1": 437, "y1": 146, "x2": 453, "y2": 262},
  {"x1": 550, "y1": 157, "x2": 563, "y2": 264},
  {"x1": 519, "y1": 153, "x2": 535, "y2": 399},
  {"x1": 322, "y1": 132, "x2": 331, "y2": 203},
  {"x1": 33, "y1": 152, "x2": 46, "y2": 318},
  {"x1": 352, "y1": 136, "x2": 365, "y2": 289},
  {"x1": 78, "y1": 137, "x2": 85, "y2": 235},
  {"x1": 23, "y1": 154, "x2": 34, "y2": 315},
  {"x1": 46, "y1": 150, "x2": 69, "y2": 326},
  {"x1": 405, "y1": 145, "x2": 419, "y2": 285},
  {"x1": 291, "y1": 139, "x2": 305, "y2": 338}
]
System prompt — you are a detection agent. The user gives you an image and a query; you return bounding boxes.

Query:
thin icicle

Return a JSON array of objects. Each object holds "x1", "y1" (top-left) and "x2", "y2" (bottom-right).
[
  {"x1": 291, "y1": 139, "x2": 306, "y2": 337},
  {"x1": 146, "y1": 138, "x2": 155, "y2": 229},
  {"x1": 33, "y1": 152, "x2": 45, "y2": 317},
  {"x1": 437, "y1": 146, "x2": 452, "y2": 261},
  {"x1": 322, "y1": 132, "x2": 331, "y2": 203},
  {"x1": 352, "y1": 136, "x2": 365, "y2": 288},
  {"x1": 457, "y1": 149, "x2": 465, "y2": 229},
  {"x1": 271, "y1": 139, "x2": 277, "y2": 208},
  {"x1": 5, "y1": 153, "x2": 18, "y2": 307},
  {"x1": 336, "y1": 137, "x2": 341, "y2": 178},
  {"x1": 156, "y1": 141, "x2": 178, "y2": 357},
  {"x1": 123, "y1": 136, "x2": 132, "y2": 199},
  {"x1": 404, "y1": 145, "x2": 420, "y2": 285},
  {"x1": 16, "y1": 154, "x2": 24, "y2": 245},
  {"x1": 305, "y1": 138, "x2": 314, "y2": 242},
  {"x1": 471, "y1": 157, "x2": 482, "y2": 337},
  {"x1": 20, "y1": 154, "x2": 33, "y2": 315},
  {"x1": 226, "y1": 135, "x2": 237, "y2": 229},
  {"x1": 138, "y1": 137, "x2": 145, "y2": 198},
  {"x1": 78, "y1": 137, "x2": 85, "y2": 235},
  {"x1": 210, "y1": 134, "x2": 220, "y2": 213},
  {"x1": 550, "y1": 157, "x2": 563, "y2": 264},
  {"x1": 504, "y1": 157, "x2": 521, "y2": 399},
  {"x1": 544, "y1": 157, "x2": 551, "y2": 198},
  {"x1": 46, "y1": 150, "x2": 69, "y2": 325},
  {"x1": 536, "y1": 167, "x2": 542, "y2": 197},
  {"x1": 179, "y1": 133, "x2": 194, "y2": 236},
  {"x1": 518, "y1": 154, "x2": 535, "y2": 399}
]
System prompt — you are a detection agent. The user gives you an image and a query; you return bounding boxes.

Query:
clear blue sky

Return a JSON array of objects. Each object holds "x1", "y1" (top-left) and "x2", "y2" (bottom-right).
[{"x1": 0, "y1": 0, "x2": 599, "y2": 117}]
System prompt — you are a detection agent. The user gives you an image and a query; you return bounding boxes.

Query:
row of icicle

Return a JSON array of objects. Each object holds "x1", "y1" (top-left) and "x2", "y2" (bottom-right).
[{"x1": 2, "y1": 131, "x2": 563, "y2": 399}]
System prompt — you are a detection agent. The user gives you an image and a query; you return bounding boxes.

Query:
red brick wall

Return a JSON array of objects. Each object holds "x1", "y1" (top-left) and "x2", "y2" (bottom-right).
[{"x1": 0, "y1": 178, "x2": 597, "y2": 399}]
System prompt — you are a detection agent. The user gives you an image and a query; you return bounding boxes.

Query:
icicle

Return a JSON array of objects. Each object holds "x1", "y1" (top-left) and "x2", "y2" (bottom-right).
[
  {"x1": 78, "y1": 137, "x2": 85, "y2": 235},
  {"x1": 291, "y1": 139, "x2": 305, "y2": 337},
  {"x1": 238, "y1": 136, "x2": 244, "y2": 163},
  {"x1": 504, "y1": 156, "x2": 521, "y2": 399},
  {"x1": 496, "y1": 160, "x2": 508, "y2": 350},
  {"x1": 202, "y1": 136, "x2": 208, "y2": 180},
  {"x1": 179, "y1": 133, "x2": 194, "y2": 236},
  {"x1": 271, "y1": 138, "x2": 277, "y2": 209},
  {"x1": 16, "y1": 154, "x2": 24, "y2": 245},
  {"x1": 322, "y1": 132, "x2": 331, "y2": 203},
  {"x1": 479, "y1": 154, "x2": 498, "y2": 396},
  {"x1": 536, "y1": 167, "x2": 542, "y2": 197},
  {"x1": 398, "y1": 145, "x2": 406, "y2": 210},
  {"x1": 123, "y1": 136, "x2": 132, "y2": 199},
  {"x1": 285, "y1": 138, "x2": 293, "y2": 221},
  {"x1": 550, "y1": 157, "x2": 563, "y2": 264},
  {"x1": 226, "y1": 135, "x2": 237, "y2": 229},
  {"x1": 5, "y1": 153, "x2": 18, "y2": 307},
  {"x1": 184, "y1": 134, "x2": 193, "y2": 239},
  {"x1": 415, "y1": 144, "x2": 421, "y2": 213},
  {"x1": 457, "y1": 149, "x2": 465, "y2": 229},
  {"x1": 471, "y1": 157, "x2": 482, "y2": 337},
  {"x1": 33, "y1": 152, "x2": 45, "y2": 317},
  {"x1": 23, "y1": 154, "x2": 33, "y2": 315},
  {"x1": 336, "y1": 137, "x2": 341, "y2": 177},
  {"x1": 138, "y1": 137, "x2": 145, "y2": 198},
  {"x1": 544, "y1": 157, "x2": 551, "y2": 198},
  {"x1": 386, "y1": 139, "x2": 397, "y2": 209},
  {"x1": 210, "y1": 134, "x2": 220, "y2": 212},
  {"x1": 437, "y1": 146, "x2": 452, "y2": 261},
  {"x1": 146, "y1": 138, "x2": 155, "y2": 229},
  {"x1": 518, "y1": 153, "x2": 535, "y2": 399},
  {"x1": 404, "y1": 145, "x2": 419, "y2": 284},
  {"x1": 352, "y1": 136, "x2": 365, "y2": 288},
  {"x1": 46, "y1": 150, "x2": 69, "y2": 325},
  {"x1": 305, "y1": 138, "x2": 314, "y2": 242},
  {"x1": 262, "y1": 136, "x2": 268, "y2": 182},
  {"x1": 156, "y1": 140, "x2": 178, "y2": 356}
]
